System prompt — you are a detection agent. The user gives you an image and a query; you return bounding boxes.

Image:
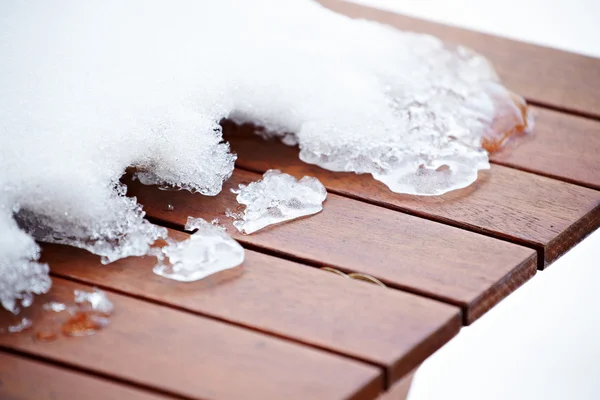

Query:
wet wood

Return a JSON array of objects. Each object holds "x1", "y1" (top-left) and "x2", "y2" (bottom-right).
[
  {"x1": 125, "y1": 170, "x2": 537, "y2": 324},
  {"x1": 0, "y1": 352, "x2": 172, "y2": 400},
  {"x1": 224, "y1": 125, "x2": 600, "y2": 269},
  {"x1": 491, "y1": 107, "x2": 600, "y2": 190},
  {"x1": 318, "y1": 0, "x2": 600, "y2": 119},
  {"x1": 7, "y1": 4, "x2": 599, "y2": 397},
  {"x1": 44, "y1": 236, "x2": 460, "y2": 385},
  {"x1": 0, "y1": 278, "x2": 382, "y2": 400}
]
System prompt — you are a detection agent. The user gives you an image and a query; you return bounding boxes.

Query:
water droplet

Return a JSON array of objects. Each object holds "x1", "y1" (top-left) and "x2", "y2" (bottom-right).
[
  {"x1": 61, "y1": 312, "x2": 109, "y2": 337},
  {"x1": 35, "y1": 330, "x2": 58, "y2": 342}
]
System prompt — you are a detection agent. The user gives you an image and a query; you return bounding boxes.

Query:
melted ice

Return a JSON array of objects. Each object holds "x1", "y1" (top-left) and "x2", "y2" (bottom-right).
[
  {"x1": 1, "y1": 0, "x2": 528, "y2": 311},
  {"x1": 74, "y1": 288, "x2": 114, "y2": 315},
  {"x1": 153, "y1": 218, "x2": 244, "y2": 282},
  {"x1": 231, "y1": 170, "x2": 327, "y2": 234}
]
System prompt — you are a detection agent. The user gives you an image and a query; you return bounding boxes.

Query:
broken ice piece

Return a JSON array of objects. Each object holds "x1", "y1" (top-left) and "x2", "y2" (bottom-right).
[
  {"x1": 42, "y1": 302, "x2": 68, "y2": 313},
  {"x1": 154, "y1": 218, "x2": 244, "y2": 282},
  {"x1": 74, "y1": 288, "x2": 114, "y2": 315},
  {"x1": 230, "y1": 170, "x2": 327, "y2": 234},
  {"x1": 8, "y1": 317, "x2": 33, "y2": 333},
  {"x1": 184, "y1": 216, "x2": 225, "y2": 233}
]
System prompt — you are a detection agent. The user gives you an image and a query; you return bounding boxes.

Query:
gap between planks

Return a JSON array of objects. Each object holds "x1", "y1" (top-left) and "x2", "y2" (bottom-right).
[
  {"x1": 47, "y1": 268, "x2": 391, "y2": 382},
  {"x1": 224, "y1": 122, "x2": 599, "y2": 272},
  {"x1": 526, "y1": 100, "x2": 600, "y2": 124},
  {"x1": 145, "y1": 214, "x2": 529, "y2": 326},
  {"x1": 44, "y1": 239, "x2": 462, "y2": 390},
  {"x1": 233, "y1": 163, "x2": 549, "y2": 269}
]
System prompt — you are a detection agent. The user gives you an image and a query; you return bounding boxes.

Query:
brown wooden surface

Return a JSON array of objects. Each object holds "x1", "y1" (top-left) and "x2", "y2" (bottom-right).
[
  {"x1": 0, "y1": 352, "x2": 172, "y2": 400},
  {"x1": 126, "y1": 170, "x2": 537, "y2": 324},
  {"x1": 5, "y1": 3, "x2": 600, "y2": 398},
  {"x1": 377, "y1": 369, "x2": 416, "y2": 400},
  {"x1": 491, "y1": 107, "x2": 600, "y2": 190},
  {"x1": 319, "y1": 0, "x2": 600, "y2": 120},
  {"x1": 44, "y1": 235, "x2": 460, "y2": 385},
  {"x1": 224, "y1": 125, "x2": 600, "y2": 269},
  {"x1": 0, "y1": 278, "x2": 382, "y2": 400}
]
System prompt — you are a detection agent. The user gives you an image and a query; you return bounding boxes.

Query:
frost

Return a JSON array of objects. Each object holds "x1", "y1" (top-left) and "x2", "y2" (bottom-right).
[
  {"x1": 230, "y1": 170, "x2": 327, "y2": 234},
  {"x1": 153, "y1": 218, "x2": 244, "y2": 282},
  {"x1": 1, "y1": 0, "x2": 528, "y2": 311}
]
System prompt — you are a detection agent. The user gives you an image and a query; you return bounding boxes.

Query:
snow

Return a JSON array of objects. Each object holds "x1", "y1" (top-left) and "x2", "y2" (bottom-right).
[{"x1": 0, "y1": 0, "x2": 525, "y2": 311}]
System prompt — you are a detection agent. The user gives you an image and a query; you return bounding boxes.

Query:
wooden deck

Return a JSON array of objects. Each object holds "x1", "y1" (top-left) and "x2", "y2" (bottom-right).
[{"x1": 1, "y1": 1, "x2": 599, "y2": 399}]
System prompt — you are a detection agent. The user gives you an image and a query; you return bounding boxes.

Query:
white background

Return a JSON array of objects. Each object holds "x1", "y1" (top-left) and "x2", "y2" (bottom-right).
[
  {"x1": 349, "y1": 1, "x2": 600, "y2": 398},
  {"x1": 350, "y1": 0, "x2": 600, "y2": 58}
]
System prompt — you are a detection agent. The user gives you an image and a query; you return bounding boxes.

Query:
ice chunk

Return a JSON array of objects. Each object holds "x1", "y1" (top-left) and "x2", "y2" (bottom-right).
[
  {"x1": 74, "y1": 288, "x2": 114, "y2": 315},
  {"x1": 8, "y1": 317, "x2": 33, "y2": 333},
  {"x1": 37, "y1": 289, "x2": 114, "y2": 339},
  {"x1": 1, "y1": 0, "x2": 529, "y2": 311},
  {"x1": 153, "y1": 218, "x2": 244, "y2": 282},
  {"x1": 230, "y1": 170, "x2": 327, "y2": 234},
  {"x1": 42, "y1": 302, "x2": 67, "y2": 313}
]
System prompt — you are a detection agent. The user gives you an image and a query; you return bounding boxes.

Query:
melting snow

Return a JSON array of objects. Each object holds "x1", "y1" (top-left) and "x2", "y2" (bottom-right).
[
  {"x1": 153, "y1": 217, "x2": 244, "y2": 282},
  {"x1": 1, "y1": 0, "x2": 529, "y2": 312},
  {"x1": 230, "y1": 170, "x2": 327, "y2": 234}
]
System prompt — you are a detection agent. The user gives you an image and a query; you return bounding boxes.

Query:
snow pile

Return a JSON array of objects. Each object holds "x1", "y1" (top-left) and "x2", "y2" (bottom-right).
[
  {"x1": 230, "y1": 170, "x2": 327, "y2": 234},
  {"x1": 0, "y1": 0, "x2": 527, "y2": 312}
]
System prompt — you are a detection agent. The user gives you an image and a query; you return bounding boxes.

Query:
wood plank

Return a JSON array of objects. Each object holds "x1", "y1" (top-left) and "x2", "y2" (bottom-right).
[
  {"x1": 0, "y1": 351, "x2": 171, "y2": 400},
  {"x1": 224, "y1": 125, "x2": 600, "y2": 268},
  {"x1": 491, "y1": 107, "x2": 600, "y2": 190},
  {"x1": 0, "y1": 278, "x2": 382, "y2": 400},
  {"x1": 125, "y1": 170, "x2": 537, "y2": 324},
  {"x1": 44, "y1": 235, "x2": 460, "y2": 386},
  {"x1": 377, "y1": 368, "x2": 416, "y2": 400},
  {"x1": 318, "y1": 0, "x2": 600, "y2": 119}
]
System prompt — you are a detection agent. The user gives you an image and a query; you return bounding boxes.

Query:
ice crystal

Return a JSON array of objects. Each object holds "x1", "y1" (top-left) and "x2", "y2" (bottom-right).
[
  {"x1": 230, "y1": 170, "x2": 327, "y2": 234},
  {"x1": 153, "y1": 218, "x2": 244, "y2": 282}
]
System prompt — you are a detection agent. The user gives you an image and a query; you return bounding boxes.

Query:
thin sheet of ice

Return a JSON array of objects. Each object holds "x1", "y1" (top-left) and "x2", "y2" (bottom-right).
[
  {"x1": 230, "y1": 170, "x2": 327, "y2": 234},
  {"x1": 1, "y1": 0, "x2": 528, "y2": 312},
  {"x1": 153, "y1": 217, "x2": 244, "y2": 282}
]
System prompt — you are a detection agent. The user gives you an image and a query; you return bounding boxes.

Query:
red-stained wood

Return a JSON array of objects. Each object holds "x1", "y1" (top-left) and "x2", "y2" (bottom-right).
[
  {"x1": 224, "y1": 124, "x2": 600, "y2": 269},
  {"x1": 377, "y1": 368, "x2": 416, "y2": 400},
  {"x1": 43, "y1": 236, "x2": 460, "y2": 386},
  {"x1": 125, "y1": 170, "x2": 537, "y2": 324},
  {"x1": 318, "y1": 0, "x2": 600, "y2": 120},
  {"x1": 0, "y1": 278, "x2": 382, "y2": 400},
  {"x1": 491, "y1": 107, "x2": 600, "y2": 190},
  {"x1": 0, "y1": 352, "x2": 173, "y2": 400}
]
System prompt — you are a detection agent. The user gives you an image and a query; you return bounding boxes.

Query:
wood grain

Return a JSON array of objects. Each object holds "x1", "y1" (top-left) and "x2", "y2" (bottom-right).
[
  {"x1": 125, "y1": 170, "x2": 537, "y2": 324},
  {"x1": 0, "y1": 352, "x2": 172, "y2": 400},
  {"x1": 491, "y1": 107, "x2": 600, "y2": 190},
  {"x1": 0, "y1": 278, "x2": 382, "y2": 400},
  {"x1": 318, "y1": 0, "x2": 600, "y2": 119},
  {"x1": 224, "y1": 124, "x2": 600, "y2": 269},
  {"x1": 44, "y1": 236, "x2": 460, "y2": 386}
]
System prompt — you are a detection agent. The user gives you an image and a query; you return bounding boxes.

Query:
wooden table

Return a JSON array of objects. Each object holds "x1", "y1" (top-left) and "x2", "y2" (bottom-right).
[{"x1": 1, "y1": 1, "x2": 599, "y2": 399}]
